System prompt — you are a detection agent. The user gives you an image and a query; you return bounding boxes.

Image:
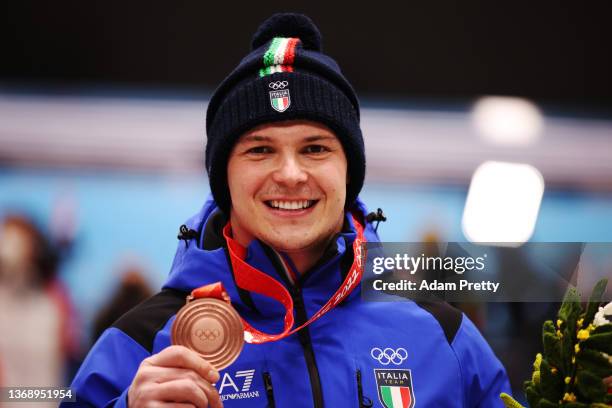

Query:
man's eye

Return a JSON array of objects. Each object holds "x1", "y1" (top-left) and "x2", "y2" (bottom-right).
[
  {"x1": 304, "y1": 145, "x2": 329, "y2": 154},
  {"x1": 247, "y1": 146, "x2": 272, "y2": 154}
]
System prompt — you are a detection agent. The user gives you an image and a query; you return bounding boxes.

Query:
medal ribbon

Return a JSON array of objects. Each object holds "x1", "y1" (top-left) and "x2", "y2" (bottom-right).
[{"x1": 190, "y1": 214, "x2": 366, "y2": 344}]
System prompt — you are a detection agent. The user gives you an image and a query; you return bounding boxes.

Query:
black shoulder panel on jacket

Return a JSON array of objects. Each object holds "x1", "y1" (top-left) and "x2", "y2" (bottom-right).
[
  {"x1": 201, "y1": 209, "x2": 227, "y2": 250},
  {"x1": 415, "y1": 299, "x2": 463, "y2": 344},
  {"x1": 112, "y1": 288, "x2": 188, "y2": 353}
]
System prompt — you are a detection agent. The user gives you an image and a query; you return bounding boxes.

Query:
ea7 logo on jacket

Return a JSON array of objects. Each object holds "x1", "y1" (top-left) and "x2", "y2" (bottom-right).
[
  {"x1": 217, "y1": 369, "x2": 260, "y2": 401},
  {"x1": 374, "y1": 369, "x2": 416, "y2": 408}
]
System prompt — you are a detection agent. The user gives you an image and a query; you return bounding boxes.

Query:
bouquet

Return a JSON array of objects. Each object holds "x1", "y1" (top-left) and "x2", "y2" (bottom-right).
[{"x1": 501, "y1": 279, "x2": 612, "y2": 407}]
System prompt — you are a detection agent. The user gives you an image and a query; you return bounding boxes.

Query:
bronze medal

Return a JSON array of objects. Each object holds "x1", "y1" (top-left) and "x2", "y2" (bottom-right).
[{"x1": 171, "y1": 297, "x2": 244, "y2": 370}]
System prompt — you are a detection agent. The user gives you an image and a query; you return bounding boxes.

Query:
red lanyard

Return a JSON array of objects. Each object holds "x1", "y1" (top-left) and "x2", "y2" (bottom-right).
[{"x1": 190, "y1": 214, "x2": 366, "y2": 344}]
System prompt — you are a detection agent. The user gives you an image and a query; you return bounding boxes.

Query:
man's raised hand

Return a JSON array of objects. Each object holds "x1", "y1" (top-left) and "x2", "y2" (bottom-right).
[{"x1": 127, "y1": 345, "x2": 223, "y2": 408}]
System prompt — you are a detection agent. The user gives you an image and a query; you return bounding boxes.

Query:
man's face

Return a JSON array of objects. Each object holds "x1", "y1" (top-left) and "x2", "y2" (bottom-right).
[{"x1": 227, "y1": 120, "x2": 347, "y2": 254}]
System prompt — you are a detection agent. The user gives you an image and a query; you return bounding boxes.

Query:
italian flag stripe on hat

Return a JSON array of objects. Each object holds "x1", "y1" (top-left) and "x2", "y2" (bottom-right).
[{"x1": 259, "y1": 37, "x2": 300, "y2": 77}]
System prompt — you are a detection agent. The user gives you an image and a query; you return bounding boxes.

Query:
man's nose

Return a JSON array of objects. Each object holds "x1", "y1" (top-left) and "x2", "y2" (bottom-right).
[{"x1": 271, "y1": 155, "x2": 308, "y2": 186}]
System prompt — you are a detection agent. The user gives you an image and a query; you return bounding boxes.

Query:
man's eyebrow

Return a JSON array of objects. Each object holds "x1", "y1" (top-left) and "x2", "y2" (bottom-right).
[
  {"x1": 239, "y1": 135, "x2": 272, "y2": 143},
  {"x1": 303, "y1": 135, "x2": 336, "y2": 142},
  {"x1": 238, "y1": 134, "x2": 336, "y2": 143}
]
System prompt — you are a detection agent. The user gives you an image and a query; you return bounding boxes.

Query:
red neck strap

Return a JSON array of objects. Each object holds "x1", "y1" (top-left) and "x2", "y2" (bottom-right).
[{"x1": 191, "y1": 214, "x2": 366, "y2": 344}]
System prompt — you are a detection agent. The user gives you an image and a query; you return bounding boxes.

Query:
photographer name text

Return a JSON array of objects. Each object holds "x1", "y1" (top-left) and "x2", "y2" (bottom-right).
[{"x1": 372, "y1": 279, "x2": 500, "y2": 293}]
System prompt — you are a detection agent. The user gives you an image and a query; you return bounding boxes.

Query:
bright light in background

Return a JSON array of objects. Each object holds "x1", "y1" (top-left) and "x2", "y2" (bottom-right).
[
  {"x1": 472, "y1": 96, "x2": 544, "y2": 146},
  {"x1": 462, "y1": 161, "x2": 545, "y2": 246}
]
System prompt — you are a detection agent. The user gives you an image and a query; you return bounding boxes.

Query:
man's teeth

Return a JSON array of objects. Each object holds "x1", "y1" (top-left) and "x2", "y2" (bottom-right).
[{"x1": 269, "y1": 200, "x2": 314, "y2": 210}]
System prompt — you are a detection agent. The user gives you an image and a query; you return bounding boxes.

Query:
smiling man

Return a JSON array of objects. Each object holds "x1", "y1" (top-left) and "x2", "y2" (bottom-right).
[
  {"x1": 228, "y1": 121, "x2": 347, "y2": 274},
  {"x1": 66, "y1": 13, "x2": 511, "y2": 408}
]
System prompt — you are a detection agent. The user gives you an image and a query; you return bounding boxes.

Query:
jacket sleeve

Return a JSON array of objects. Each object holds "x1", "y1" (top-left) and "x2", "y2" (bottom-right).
[
  {"x1": 61, "y1": 327, "x2": 150, "y2": 407},
  {"x1": 451, "y1": 314, "x2": 512, "y2": 408}
]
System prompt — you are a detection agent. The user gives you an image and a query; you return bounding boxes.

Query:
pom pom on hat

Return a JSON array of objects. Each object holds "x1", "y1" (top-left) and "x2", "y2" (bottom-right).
[{"x1": 251, "y1": 13, "x2": 322, "y2": 51}]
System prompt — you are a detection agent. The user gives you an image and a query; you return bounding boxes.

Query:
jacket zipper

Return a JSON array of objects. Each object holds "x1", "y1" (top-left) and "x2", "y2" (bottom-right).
[
  {"x1": 263, "y1": 371, "x2": 275, "y2": 408},
  {"x1": 356, "y1": 369, "x2": 373, "y2": 407},
  {"x1": 292, "y1": 286, "x2": 324, "y2": 408}
]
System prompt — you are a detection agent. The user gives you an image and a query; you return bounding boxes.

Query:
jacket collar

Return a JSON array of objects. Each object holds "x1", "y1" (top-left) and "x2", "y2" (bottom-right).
[{"x1": 163, "y1": 196, "x2": 378, "y2": 316}]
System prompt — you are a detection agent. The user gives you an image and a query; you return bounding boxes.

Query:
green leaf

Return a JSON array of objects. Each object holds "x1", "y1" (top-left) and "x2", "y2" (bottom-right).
[
  {"x1": 564, "y1": 403, "x2": 588, "y2": 408},
  {"x1": 540, "y1": 358, "x2": 564, "y2": 402},
  {"x1": 525, "y1": 384, "x2": 541, "y2": 408},
  {"x1": 585, "y1": 279, "x2": 608, "y2": 324},
  {"x1": 538, "y1": 399, "x2": 558, "y2": 408},
  {"x1": 543, "y1": 332, "x2": 563, "y2": 371},
  {"x1": 576, "y1": 370, "x2": 607, "y2": 402},
  {"x1": 592, "y1": 324, "x2": 612, "y2": 335},
  {"x1": 559, "y1": 286, "x2": 581, "y2": 322},
  {"x1": 576, "y1": 349, "x2": 612, "y2": 379},
  {"x1": 583, "y1": 332, "x2": 612, "y2": 355},
  {"x1": 562, "y1": 326, "x2": 576, "y2": 373},
  {"x1": 558, "y1": 286, "x2": 582, "y2": 372},
  {"x1": 543, "y1": 320, "x2": 556, "y2": 335}
]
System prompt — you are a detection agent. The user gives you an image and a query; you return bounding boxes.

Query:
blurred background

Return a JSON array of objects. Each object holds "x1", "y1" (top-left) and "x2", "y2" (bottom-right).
[{"x1": 1, "y1": 1, "x2": 611, "y2": 404}]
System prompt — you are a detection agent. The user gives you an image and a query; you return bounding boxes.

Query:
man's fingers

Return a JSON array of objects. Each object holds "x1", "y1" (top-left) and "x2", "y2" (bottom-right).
[
  {"x1": 201, "y1": 381, "x2": 223, "y2": 408},
  {"x1": 144, "y1": 346, "x2": 219, "y2": 383},
  {"x1": 148, "y1": 378, "x2": 209, "y2": 408},
  {"x1": 130, "y1": 347, "x2": 223, "y2": 407},
  {"x1": 140, "y1": 366, "x2": 212, "y2": 385},
  {"x1": 139, "y1": 366, "x2": 222, "y2": 408},
  {"x1": 173, "y1": 371, "x2": 221, "y2": 408},
  {"x1": 147, "y1": 403, "x2": 196, "y2": 408}
]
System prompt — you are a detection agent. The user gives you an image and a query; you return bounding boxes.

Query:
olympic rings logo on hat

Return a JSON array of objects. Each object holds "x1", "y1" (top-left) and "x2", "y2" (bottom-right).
[
  {"x1": 370, "y1": 347, "x2": 408, "y2": 365},
  {"x1": 268, "y1": 81, "x2": 289, "y2": 90},
  {"x1": 195, "y1": 328, "x2": 221, "y2": 341}
]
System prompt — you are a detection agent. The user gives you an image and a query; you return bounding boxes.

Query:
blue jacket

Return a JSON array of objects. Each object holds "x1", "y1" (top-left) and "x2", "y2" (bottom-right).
[{"x1": 66, "y1": 198, "x2": 511, "y2": 407}]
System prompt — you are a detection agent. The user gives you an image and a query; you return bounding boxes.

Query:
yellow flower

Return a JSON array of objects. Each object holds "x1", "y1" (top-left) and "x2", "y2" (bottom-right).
[
  {"x1": 577, "y1": 329, "x2": 590, "y2": 341},
  {"x1": 500, "y1": 393, "x2": 525, "y2": 408},
  {"x1": 532, "y1": 370, "x2": 540, "y2": 384},
  {"x1": 533, "y1": 353, "x2": 542, "y2": 370},
  {"x1": 563, "y1": 392, "x2": 577, "y2": 402},
  {"x1": 574, "y1": 343, "x2": 580, "y2": 354},
  {"x1": 577, "y1": 318, "x2": 584, "y2": 328},
  {"x1": 556, "y1": 330, "x2": 563, "y2": 338},
  {"x1": 572, "y1": 356, "x2": 576, "y2": 364},
  {"x1": 557, "y1": 319, "x2": 563, "y2": 328},
  {"x1": 564, "y1": 376, "x2": 571, "y2": 384}
]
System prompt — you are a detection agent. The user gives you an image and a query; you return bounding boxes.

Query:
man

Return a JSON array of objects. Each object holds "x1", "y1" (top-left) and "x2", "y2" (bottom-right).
[{"x1": 67, "y1": 13, "x2": 511, "y2": 407}]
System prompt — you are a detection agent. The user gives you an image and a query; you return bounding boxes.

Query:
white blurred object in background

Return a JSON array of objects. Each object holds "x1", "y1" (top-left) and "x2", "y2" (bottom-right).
[
  {"x1": 462, "y1": 161, "x2": 545, "y2": 245},
  {"x1": 472, "y1": 96, "x2": 544, "y2": 146}
]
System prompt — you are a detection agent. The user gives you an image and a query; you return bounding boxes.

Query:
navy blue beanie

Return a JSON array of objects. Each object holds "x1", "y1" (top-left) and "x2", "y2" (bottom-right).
[{"x1": 205, "y1": 13, "x2": 365, "y2": 215}]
